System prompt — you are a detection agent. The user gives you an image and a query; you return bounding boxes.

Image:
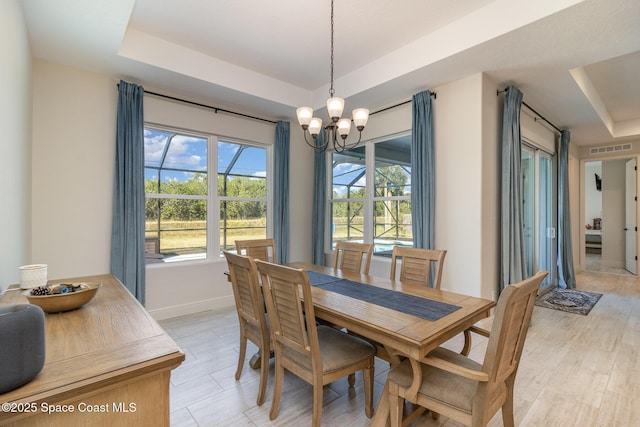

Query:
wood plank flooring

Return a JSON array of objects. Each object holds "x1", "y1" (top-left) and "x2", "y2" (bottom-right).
[{"x1": 159, "y1": 270, "x2": 640, "y2": 426}]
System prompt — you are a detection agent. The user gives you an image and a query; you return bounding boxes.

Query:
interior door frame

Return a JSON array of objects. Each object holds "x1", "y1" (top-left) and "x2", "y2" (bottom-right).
[{"x1": 579, "y1": 154, "x2": 639, "y2": 275}]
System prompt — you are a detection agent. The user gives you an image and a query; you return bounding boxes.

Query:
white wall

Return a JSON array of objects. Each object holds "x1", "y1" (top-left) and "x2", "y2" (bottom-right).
[
  {"x1": 31, "y1": 60, "x2": 116, "y2": 280},
  {"x1": 480, "y1": 73, "x2": 501, "y2": 299},
  {"x1": 287, "y1": 122, "x2": 314, "y2": 264},
  {"x1": 434, "y1": 73, "x2": 499, "y2": 299},
  {"x1": 0, "y1": 0, "x2": 32, "y2": 290}
]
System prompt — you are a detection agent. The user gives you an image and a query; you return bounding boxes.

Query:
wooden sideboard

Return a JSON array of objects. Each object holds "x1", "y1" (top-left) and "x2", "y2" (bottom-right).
[{"x1": 0, "y1": 274, "x2": 184, "y2": 426}]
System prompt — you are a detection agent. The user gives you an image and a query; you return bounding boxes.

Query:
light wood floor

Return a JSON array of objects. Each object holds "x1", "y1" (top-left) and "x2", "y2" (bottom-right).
[
  {"x1": 159, "y1": 270, "x2": 640, "y2": 426},
  {"x1": 585, "y1": 252, "x2": 634, "y2": 276}
]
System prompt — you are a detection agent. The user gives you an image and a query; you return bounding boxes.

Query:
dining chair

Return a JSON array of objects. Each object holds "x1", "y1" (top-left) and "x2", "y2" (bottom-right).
[
  {"x1": 223, "y1": 251, "x2": 272, "y2": 406},
  {"x1": 333, "y1": 241, "x2": 374, "y2": 274},
  {"x1": 389, "y1": 246, "x2": 447, "y2": 289},
  {"x1": 235, "y1": 238, "x2": 277, "y2": 263},
  {"x1": 255, "y1": 259, "x2": 376, "y2": 427},
  {"x1": 386, "y1": 270, "x2": 548, "y2": 427}
]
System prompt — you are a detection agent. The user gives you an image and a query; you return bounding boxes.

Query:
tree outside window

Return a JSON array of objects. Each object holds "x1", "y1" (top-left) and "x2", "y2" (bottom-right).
[
  {"x1": 144, "y1": 126, "x2": 269, "y2": 263},
  {"x1": 330, "y1": 134, "x2": 412, "y2": 255}
]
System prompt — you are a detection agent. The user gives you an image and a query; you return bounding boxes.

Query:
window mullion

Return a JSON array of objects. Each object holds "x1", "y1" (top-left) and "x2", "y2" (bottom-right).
[
  {"x1": 364, "y1": 142, "x2": 375, "y2": 244},
  {"x1": 209, "y1": 135, "x2": 218, "y2": 260}
]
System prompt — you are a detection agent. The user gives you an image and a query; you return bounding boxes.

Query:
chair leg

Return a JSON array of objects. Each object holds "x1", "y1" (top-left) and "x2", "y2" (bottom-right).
[
  {"x1": 388, "y1": 382, "x2": 404, "y2": 427},
  {"x1": 235, "y1": 327, "x2": 247, "y2": 380},
  {"x1": 269, "y1": 362, "x2": 284, "y2": 420},
  {"x1": 363, "y1": 364, "x2": 374, "y2": 418},
  {"x1": 502, "y1": 377, "x2": 516, "y2": 427},
  {"x1": 312, "y1": 382, "x2": 323, "y2": 427},
  {"x1": 348, "y1": 373, "x2": 356, "y2": 386},
  {"x1": 256, "y1": 343, "x2": 269, "y2": 406},
  {"x1": 461, "y1": 329, "x2": 472, "y2": 356}
]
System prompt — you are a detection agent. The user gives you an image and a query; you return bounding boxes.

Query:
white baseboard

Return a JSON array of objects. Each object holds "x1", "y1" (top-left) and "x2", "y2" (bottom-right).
[{"x1": 148, "y1": 295, "x2": 235, "y2": 321}]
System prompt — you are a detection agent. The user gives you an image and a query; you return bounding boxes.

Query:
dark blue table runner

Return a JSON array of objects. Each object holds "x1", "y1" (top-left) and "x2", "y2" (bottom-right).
[{"x1": 305, "y1": 271, "x2": 460, "y2": 322}]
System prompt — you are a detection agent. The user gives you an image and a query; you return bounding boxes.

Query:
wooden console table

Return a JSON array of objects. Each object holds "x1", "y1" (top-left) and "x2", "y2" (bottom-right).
[{"x1": 0, "y1": 274, "x2": 184, "y2": 426}]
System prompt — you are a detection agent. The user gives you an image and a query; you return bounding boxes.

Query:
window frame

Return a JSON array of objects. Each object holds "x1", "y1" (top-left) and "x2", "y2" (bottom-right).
[
  {"x1": 327, "y1": 131, "x2": 412, "y2": 256},
  {"x1": 217, "y1": 137, "x2": 273, "y2": 254},
  {"x1": 144, "y1": 123, "x2": 273, "y2": 264}
]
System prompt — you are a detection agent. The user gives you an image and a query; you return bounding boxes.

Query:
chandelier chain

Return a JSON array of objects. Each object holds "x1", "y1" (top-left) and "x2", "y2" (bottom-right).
[
  {"x1": 329, "y1": 0, "x2": 335, "y2": 97},
  {"x1": 295, "y1": 0, "x2": 369, "y2": 153}
]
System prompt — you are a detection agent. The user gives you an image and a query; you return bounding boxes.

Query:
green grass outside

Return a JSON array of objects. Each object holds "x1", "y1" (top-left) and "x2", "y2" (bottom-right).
[
  {"x1": 146, "y1": 219, "x2": 267, "y2": 255},
  {"x1": 146, "y1": 217, "x2": 411, "y2": 257}
]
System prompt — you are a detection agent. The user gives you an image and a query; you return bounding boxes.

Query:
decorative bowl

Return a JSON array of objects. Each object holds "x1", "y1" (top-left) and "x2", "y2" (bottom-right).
[{"x1": 24, "y1": 281, "x2": 102, "y2": 313}]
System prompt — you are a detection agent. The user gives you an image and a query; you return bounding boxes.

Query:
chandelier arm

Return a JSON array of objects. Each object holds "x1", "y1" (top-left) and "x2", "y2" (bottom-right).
[
  {"x1": 303, "y1": 130, "x2": 329, "y2": 151},
  {"x1": 333, "y1": 131, "x2": 346, "y2": 153},
  {"x1": 339, "y1": 130, "x2": 363, "y2": 151}
]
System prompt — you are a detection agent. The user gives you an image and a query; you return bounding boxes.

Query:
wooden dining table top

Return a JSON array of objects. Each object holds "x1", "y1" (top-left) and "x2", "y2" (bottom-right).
[{"x1": 288, "y1": 262, "x2": 496, "y2": 362}]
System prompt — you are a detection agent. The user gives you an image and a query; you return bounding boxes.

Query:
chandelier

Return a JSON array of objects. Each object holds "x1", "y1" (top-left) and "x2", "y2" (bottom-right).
[{"x1": 296, "y1": 0, "x2": 369, "y2": 153}]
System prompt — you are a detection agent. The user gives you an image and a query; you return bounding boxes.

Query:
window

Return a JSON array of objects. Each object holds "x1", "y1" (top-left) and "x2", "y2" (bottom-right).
[
  {"x1": 144, "y1": 126, "x2": 270, "y2": 263},
  {"x1": 330, "y1": 133, "x2": 412, "y2": 255},
  {"x1": 218, "y1": 140, "x2": 268, "y2": 251},
  {"x1": 144, "y1": 128, "x2": 209, "y2": 262}
]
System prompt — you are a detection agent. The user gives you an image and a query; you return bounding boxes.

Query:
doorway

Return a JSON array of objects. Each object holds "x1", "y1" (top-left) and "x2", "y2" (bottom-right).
[{"x1": 583, "y1": 158, "x2": 637, "y2": 275}]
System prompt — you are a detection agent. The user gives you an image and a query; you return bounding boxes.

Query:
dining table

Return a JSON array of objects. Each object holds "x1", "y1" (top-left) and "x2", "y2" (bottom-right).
[{"x1": 287, "y1": 262, "x2": 496, "y2": 426}]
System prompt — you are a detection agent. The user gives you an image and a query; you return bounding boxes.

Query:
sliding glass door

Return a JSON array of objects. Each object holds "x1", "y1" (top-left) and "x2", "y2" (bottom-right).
[{"x1": 522, "y1": 144, "x2": 556, "y2": 292}]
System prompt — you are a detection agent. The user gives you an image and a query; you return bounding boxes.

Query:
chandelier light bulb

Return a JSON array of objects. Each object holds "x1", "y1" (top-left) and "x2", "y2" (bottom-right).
[
  {"x1": 326, "y1": 97, "x2": 345, "y2": 121},
  {"x1": 296, "y1": 107, "x2": 313, "y2": 128},
  {"x1": 308, "y1": 117, "x2": 323, "y2": 137},
  {"x1": 337, "y1": 118, "x2": 351, "y2": 138},
  {"x1": 352, "y1": 108, "x2": 369, "y2": 130}
]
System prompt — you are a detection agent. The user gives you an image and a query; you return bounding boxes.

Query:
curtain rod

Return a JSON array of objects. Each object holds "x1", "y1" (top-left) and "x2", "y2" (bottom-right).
[
  {"x1": 144, "y1": 89, "x2": 278, "y2": 125},
  {"x1": 497, "y1": 88, "x2": 562, "y2": 133},
  {"x1": 116, "y1": 84, "x2": 278, "y2": 125},
  {"x1": 370, "y1": 92, "x2": 437, "y2": 116}
]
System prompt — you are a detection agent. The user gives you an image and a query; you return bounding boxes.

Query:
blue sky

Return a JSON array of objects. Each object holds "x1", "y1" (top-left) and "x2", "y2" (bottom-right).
[{"x1": 144, "y1": 129, "x2": 266, "y2": 182}]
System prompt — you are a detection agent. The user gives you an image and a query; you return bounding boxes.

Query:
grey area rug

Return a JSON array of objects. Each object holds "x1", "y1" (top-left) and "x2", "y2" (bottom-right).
[{"x1": 535, "y1": 288, "x2": 603, "y2": 315}]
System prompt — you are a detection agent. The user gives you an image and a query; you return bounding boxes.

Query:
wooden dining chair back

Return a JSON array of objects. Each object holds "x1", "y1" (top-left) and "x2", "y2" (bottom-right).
[
  {"x1": 333, "y1": 241, "x2": 374, "y2": 274},
  {"x1": 387, "y1": 270, "x2": 548, "y2": 427},
  {"x1": 390, "y1": 246, "x2": 447, "y2": 289},
  {"x1": 255, "y1": 260, "x2": 376, "y2": 427},
  {"x1": 235, "y1": 238, "x2": 277, "y2": 263},
  {"x1": 223, "y1": 251, "x2": 271, "y2": 406}
]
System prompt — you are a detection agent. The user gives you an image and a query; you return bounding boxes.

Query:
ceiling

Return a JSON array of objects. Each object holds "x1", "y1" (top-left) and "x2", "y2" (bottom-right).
[{"x1": 21, "y1": 0, "x2": 640, "y2": 147}]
